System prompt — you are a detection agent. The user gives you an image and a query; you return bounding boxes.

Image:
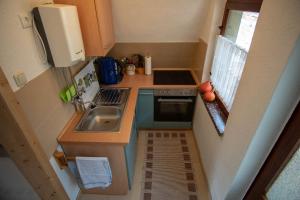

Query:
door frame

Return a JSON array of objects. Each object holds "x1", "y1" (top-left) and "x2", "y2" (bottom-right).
[
  {"x1": 0, "y1": 67, "x2": 69, "y2": 199},
  {"x1": 244, "y1": 101, "x2": 300, "y2": 199}
]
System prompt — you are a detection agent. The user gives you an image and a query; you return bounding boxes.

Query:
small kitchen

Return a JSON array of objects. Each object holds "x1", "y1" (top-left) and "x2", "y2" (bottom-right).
[
  {"x1": 1, "y1": 0, "x2": 300, "y2": 200},
  {"x1": 0, "y1": 1, "x2": 211, "y2": 199}
]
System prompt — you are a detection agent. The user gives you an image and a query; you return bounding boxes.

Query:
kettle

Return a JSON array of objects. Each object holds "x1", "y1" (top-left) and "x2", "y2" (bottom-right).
[{"x1": 94, "y1": 57, "x2": 123, "y2": 85}]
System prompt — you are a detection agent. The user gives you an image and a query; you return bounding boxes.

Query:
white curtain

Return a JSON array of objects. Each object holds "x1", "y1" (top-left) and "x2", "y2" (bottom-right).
[{"x1": 211, "y1": 35, "x2": 248, "y2": 111}]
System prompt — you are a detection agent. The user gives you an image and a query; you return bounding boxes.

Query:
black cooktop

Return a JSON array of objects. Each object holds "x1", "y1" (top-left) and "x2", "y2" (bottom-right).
[{"x1": 153, "y1": 70, "x2": 196, "y2": 85}]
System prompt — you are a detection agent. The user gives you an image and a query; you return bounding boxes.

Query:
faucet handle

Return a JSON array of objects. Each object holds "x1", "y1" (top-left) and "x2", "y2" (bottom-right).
[
  {"x1": 72, "y1": 96, "x2": 85, "y2": 112},
  {"x1": 76, "y1": 86, "x2": 86, "y2": 97}
]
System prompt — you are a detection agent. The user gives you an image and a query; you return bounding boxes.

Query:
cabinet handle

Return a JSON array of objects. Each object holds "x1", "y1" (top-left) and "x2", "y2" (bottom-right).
[
  {"x1": 139, "y1": 93, "x2": 153, "y2": 95},
  {"x1": 157, "y1": 98, "x2": 193, "y2": 103}
]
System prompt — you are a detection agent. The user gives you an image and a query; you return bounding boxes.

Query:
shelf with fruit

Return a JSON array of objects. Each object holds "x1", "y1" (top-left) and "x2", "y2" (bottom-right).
[{"x1": 198, "y1": 81, "x2": 226, "y2": 135}]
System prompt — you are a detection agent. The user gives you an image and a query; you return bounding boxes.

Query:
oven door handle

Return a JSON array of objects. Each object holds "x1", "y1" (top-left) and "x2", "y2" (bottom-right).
[{"x1": 157, "y1": 98, "x2": 193, "y2": 103}]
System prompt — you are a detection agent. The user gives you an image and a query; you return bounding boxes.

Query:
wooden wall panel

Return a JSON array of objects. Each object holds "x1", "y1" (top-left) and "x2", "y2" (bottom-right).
[{"x1": 0, "y1": 67, "x2": 68, "y2": 199}]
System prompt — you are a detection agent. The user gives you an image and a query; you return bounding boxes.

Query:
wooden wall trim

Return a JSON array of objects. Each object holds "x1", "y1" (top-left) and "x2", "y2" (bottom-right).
[
  {"x1": 244, "y1": 102, "x2": 300, "y2": 199},
  {"x1": 0, "y1": 67, "x2": 69, "y2": 199},
  {"x1": 227, "y1": 0, "x2": 263, "y2": 11}
]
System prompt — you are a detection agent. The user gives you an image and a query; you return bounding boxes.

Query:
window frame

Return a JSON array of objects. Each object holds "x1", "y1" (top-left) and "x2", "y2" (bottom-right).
[
  {"x1": 220, "y1": 0, "x2": 263, "y2": 35},
  {"x1": 214, "y1": 0, "x2": 263, "y2": 117},
  {"x1": 245, "y1": 102, "x2": 300, "y2": 199}
]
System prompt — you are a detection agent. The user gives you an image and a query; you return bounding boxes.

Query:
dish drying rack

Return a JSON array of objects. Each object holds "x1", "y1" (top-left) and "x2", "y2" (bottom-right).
[{"x1": 94, "y1": 88, "x2": 128, "y2": 105}]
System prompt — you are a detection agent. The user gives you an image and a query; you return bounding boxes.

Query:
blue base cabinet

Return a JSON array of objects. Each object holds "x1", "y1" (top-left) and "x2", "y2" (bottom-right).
[
  {"x1": 136, "y1": 89, "x2": 154, "y2": 128},
  {"x1": 124, "y1": 117, "x2": 138, "y2": 189}
]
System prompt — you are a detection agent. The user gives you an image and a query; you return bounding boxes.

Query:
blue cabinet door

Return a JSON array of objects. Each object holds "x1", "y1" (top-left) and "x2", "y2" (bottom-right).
[
  {"x1": 124, "y1": 117, "x2": 137, "y2": 189},
  {"x1": 136, "y1": 89, "x2": 154, "y2": 128}
]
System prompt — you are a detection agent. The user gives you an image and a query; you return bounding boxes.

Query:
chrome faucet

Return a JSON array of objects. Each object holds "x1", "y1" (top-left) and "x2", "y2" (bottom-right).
[
  {"x1": 72, "y1": 87, "x2": 96, "y2": 112},
  {"x1": 72, "y1": 96, "x2": 85, "y2": 112}
]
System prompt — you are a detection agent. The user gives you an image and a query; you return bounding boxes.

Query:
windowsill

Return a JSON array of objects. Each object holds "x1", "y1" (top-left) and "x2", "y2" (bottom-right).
[{"x1": 200, "y1": 92, "x2": 228, "y2": 136}]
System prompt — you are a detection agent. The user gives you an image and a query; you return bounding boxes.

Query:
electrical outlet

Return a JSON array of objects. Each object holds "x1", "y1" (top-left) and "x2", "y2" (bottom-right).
[
  {"x1": 18, "y1": 13, "x2": 32, "y2": 29},
  {"x1": 13, "y1": 72, "x2": 27, "y2": 87}
]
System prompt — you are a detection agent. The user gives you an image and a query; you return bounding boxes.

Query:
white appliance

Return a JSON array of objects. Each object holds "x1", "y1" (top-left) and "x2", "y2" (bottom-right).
[{"x1": 32, "y1": 4, "x2": 85, "y2": 67}]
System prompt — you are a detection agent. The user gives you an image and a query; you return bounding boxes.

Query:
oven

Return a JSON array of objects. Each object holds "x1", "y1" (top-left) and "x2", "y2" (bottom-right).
[{"x1": 154, "y1": 89, "x2": 197, "y2": 122}]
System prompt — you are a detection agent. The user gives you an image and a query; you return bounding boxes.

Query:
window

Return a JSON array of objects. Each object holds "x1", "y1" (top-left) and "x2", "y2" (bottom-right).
[
  {"x1": 224, "y1": 11, "x2": 259, "y2": 51},
  {"x1": 211, "y1": 35, "x2": 248, "y2": 111},
  {"x1": 210, "y1": 1, "x2": 261, "y2": 113}
]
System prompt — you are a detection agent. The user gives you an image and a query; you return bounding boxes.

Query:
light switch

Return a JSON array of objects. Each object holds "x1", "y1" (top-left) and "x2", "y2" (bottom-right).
[
  {"x1": 18, "y1": 13, "x2": 32, "y2": 29},
  {"x1": 13, "y1": 72, "x2": 27, "y2": 87}
]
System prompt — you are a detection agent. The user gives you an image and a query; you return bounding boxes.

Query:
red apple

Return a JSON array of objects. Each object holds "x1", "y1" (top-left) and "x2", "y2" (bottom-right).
[
  {"x1": 199, "y1": 81, "x2": 212, "y2": 93},
  {"x1": 204, "y1": 91, "x2": 215, "y2": 102}
]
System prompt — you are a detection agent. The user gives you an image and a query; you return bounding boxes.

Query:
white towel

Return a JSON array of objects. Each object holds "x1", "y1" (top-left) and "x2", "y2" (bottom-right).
[{"x1": 75, "y1": 157, "x2": 112, "y2": 189}]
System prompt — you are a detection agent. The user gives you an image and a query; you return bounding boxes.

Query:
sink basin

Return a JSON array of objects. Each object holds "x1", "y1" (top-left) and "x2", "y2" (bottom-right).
[
  {"x1": 75, "y1": 106, "x2": 122, "y2": 132},
  {"x1": 74, "y1": 87, "x2": 130, "y2": 133}
]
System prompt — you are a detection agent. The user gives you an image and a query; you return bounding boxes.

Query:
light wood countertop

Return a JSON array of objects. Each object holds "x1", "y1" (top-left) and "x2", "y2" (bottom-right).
[{"x1": 57, "y1": 68, "x2": 200, "y2": 145}]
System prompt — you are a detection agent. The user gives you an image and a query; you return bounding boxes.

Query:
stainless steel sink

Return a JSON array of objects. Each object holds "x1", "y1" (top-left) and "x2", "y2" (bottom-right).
[
  {"x1": 74, "y1": 88, "x2": 130, "y2": 133},
  {"x1": 75, "y1": 106, "x2": 122, "y2": 132}
]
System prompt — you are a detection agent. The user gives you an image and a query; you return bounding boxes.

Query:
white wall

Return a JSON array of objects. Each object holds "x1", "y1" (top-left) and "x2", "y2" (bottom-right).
[
  {"x1": 50, "y1": 156, "x2": 80, "y2": 200},
  {"x1": 111, "y1": 0, "x2": 210, "y2": 42},
  {"x1": 198, "y1": 0, "x2": 226, "y2": 81},
  {"x1": 0, "y1": 0, "x2": 52, "y2": 92},
  {"x1": 193, "y1": 95, "x2": 223, "y2": 197},
  {"x1": 0, "y1": 1, "x2": 80, "y2": 198},
  {"x1": 226, "y1": 36, "x2": 300, "y2": 199},
  {"x1": 194, "y1": 0, "x2": 300, "y2": 199}
]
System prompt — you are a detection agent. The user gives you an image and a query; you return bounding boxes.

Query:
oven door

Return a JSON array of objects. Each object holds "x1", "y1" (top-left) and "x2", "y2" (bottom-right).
[{"x1": 154, "y1": 96, "x2": 195, "y2": 122}]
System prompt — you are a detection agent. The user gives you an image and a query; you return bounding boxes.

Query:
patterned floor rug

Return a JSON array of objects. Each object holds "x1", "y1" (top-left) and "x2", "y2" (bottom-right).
[{"x1": 141, "y1": 130, "x2": 202, "y2": 200}]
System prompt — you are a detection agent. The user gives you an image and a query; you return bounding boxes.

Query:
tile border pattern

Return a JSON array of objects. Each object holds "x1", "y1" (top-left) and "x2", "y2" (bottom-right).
[{"x1": 143, "y1": 131, "x2": 198, "y2": 200}]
